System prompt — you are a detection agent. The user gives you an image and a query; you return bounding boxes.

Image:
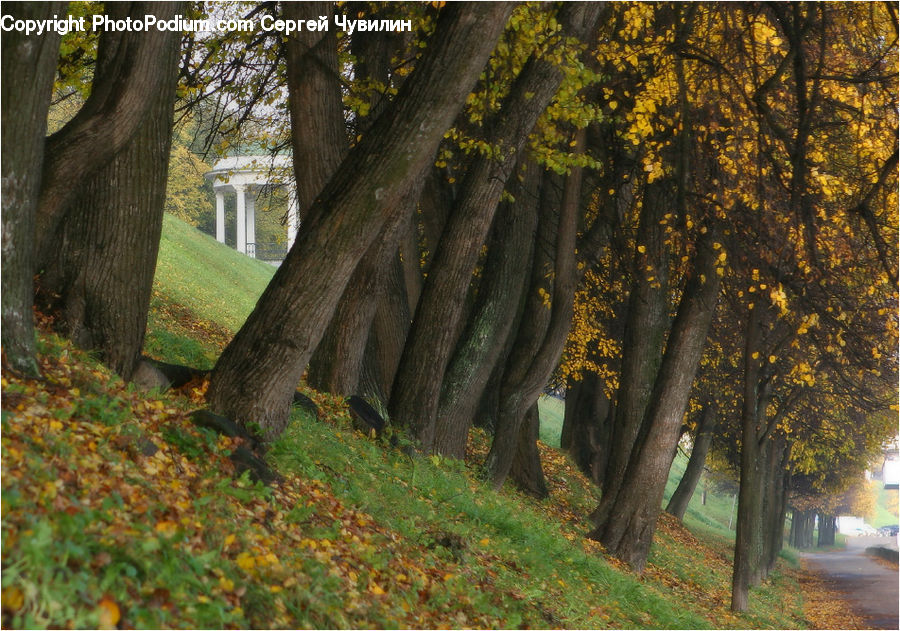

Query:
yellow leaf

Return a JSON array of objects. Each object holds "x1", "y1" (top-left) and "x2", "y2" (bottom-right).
[
  {"x1": 155, "y1": 520, "x2": 178, "y2": 538},
  {"x1": 637, "y1": 245, "x2": 646, "y2": 254},
  {"x1": 369, "y1": 582, "x2": 386, "y2": 595},
  {"x1": 2, "y1": 586, "x2": 24, "y2": 612},
  {"x1": 97, "y1": 597, "x2": 120, "y2": 629},
  {"x1": 236, "y1": 552, "x2": 256, "y2": 570},
  {"x1": 479, "y1": 537, "x2": 490, "y2": 546}
]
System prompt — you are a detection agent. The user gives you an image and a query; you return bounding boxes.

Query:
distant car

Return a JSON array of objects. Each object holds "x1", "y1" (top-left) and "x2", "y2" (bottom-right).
[
  {"x1": 878, "y1": 525, "x2": 899, "y2": 537},
  {"x1": 852, "y1": 524, "x2": 878, "y2": 536}
]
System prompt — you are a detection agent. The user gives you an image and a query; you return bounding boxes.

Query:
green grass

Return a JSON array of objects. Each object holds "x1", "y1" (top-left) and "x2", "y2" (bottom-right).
[
  {"x1": 874, "y1": 482, "x2": 899, "y2": 527},
  {"x1": 537, "y1": 394, "x2": 565, "y2": 447},
  {"x1": 2, "y1": 214, "x2": 812, "y2": 629}
]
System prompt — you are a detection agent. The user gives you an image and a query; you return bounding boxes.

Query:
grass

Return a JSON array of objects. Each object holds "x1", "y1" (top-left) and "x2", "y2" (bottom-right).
[
  {"x1": 537, "y1": 394, "x2": 565, "y2": 447},
  {"x1": 1, "y1": 215, "x2": 813, "y2": 629}
]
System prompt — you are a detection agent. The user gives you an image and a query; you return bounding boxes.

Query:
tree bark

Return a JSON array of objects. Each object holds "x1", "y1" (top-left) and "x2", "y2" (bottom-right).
[
  {"x1": 731, "y1": 303, "x2": 767, "y2": 612},
  {"x1": 666, "y1": 401, "x2": 718, "y2": 521},
  {"x1": 283, "y1": 1, "x2": 346, "y2": 224},
  {"x1": 509, "y1": 402, "x2": 549, "y2": 498},
  {"x1": 1, "y1": 1, "x2": 63, "y2": 377},
  {"x1": 817, "y1": 513, "x2": 836, "y2": 547},
  {"x1": 34, "y1": 1, "x2": 181, "y2": 267},
  {"x1": 432, "y1": 159, "x2": 541, "y2": 458},
  {"x1": 561, "y1": 372, "x2": 613, "y2": 486},
  {"x1": 36, "y1": 9, "x2": 182, "y2": 381},
  {"x1": 587, "y1": 227, "x2": 722, "y2": 571},
  {"x1": 590, "y1": 181, "x2": 673, "y2": 527},
  {"x1": 485, "y1": 129, "x2": 588, "y2": 490},
  {"x1": 206, "y1": 3, "x2": 514, "y2": 441},
  {"x1": 390, "y1": 2, "x2": 604, "y2": 451}
]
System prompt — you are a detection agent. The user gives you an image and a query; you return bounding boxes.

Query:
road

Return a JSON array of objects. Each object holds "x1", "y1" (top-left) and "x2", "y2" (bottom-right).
[{"x1": 801, "y1": 535, "x2": 899, "y2": 630}]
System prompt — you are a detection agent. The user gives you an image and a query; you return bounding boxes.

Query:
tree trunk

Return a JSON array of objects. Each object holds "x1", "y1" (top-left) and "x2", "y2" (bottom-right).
[
  {"x1": 731, "y1": 303, "x2": 767, "y2": 612},
  {"x1": 485, "y1": 129, "x2": 588, "y2": 490},
  {"x1": 561, "y1": 372, "x2": 613, "y2": 486},
  {"x1": 34, "y1": 1, "x2": 182, "y2": 267},
  {"x1": 666, "y1": 401, "x2": 718, "y2": 521},
  {"x1": 509, "y1": 403, "x2": 549, "y2": 498},
  {"x1": 206, "y1": 3, "x2": 514, "y2": 441},
  {"x1": 390, "y1": 2, "x2": 604, "y2": 450},
  {"x1": 587, "y1": 227, "x2": 722, "y2": 571},
  {"x1": 593, "y1": 181, "x2": 673, "y2": 526},
  {"x1": 35, "y1": 7, "x2": 181, "y2": 381},
  {"x1": 0, "y1": 1, "x2": 63, "y2": 377},
  {"x1": 283, "y1": 1, "x2": 346, "y2": 224},
  {"x1": 432, "y1": 159, "x2": 541, "y2": 458},
  {"x1": 817, "y1": 513, "x2": 836, "y2": 547}
]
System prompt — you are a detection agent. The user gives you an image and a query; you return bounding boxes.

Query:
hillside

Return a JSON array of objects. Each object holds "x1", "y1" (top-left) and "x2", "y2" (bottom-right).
[{"x1": 3, "y1": 217, "x2": 818, "y2": 629}]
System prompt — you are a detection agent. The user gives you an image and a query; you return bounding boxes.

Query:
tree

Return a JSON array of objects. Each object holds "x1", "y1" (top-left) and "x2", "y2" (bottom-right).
[
  {"x1": 206, "y1": 3, "x2": 515, "y2": 440},
  {"x1": 666, "y1": 401, "x2": 718, "y2": 521},
  {"x1": 1, "y1": 1, "x2": 64, "y2": 377},
  {"x1": 36, "y1": 2, "x2": 183, "y2": 381}
]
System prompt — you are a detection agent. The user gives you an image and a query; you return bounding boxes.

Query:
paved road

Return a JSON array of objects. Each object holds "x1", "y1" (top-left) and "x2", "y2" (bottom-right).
[{"x1": 802, "y1": 535, "x2": 899, "y2": 629}]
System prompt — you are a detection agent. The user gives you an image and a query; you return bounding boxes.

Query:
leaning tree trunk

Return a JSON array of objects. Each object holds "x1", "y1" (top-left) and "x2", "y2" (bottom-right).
[
  {"x1": 35, "y1": 7, "x2": 181, "y2": 381},
  {"x1": 485, "y1": 131, "x2": 587, "y2": 490},
  {"x1": 432, "y1": 159, "x2": 541, "y2": 458},
  {"x1": 34, "y1": 1, "x2": 182, "y2": 267},
  {"x1": 590, "y1": 181, "x2": 673, "y2": 527},
  {"x1": 666, "y1": 401, "x2": 718, "y2": 521},
  {"x1": 390, "y1": 2, "x2": 604, "y2": 451},
  {"x1": 206, "y1": 3, "x2": 514, "y2": 441},
  {"x1": 587, "y1": 227, "x2": 722, "y2": 571},
  {"x1": 1, "y1": 1, "x2": 63, "y2": 377}
]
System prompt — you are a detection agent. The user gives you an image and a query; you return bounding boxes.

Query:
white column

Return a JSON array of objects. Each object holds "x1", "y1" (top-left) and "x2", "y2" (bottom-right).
[
  {"x1": 234, "y1": 184, "x2": 246, "y2": 255},
  {"x1": 215, "y1": 189, "x2": 225, "y2": 243},
  {"x1": 287, "y1": 185, "x2": 299, "y2": 250},
  {"x1": 246, "y1": 191, "x2": 256, "y2": 258}
]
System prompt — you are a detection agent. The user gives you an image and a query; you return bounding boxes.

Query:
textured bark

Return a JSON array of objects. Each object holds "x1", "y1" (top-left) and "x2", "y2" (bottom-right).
[
  {"x1": 789, "y1": 509, "x2": 815, "y2": 549},
  {"x1": 34, "y1": 2, "x2": 181, "y2": 267},
  {"x1": 591, "y1": 182, "x2": 673, "y2": 527},
  {"x1": 36, "y1": 14, "x2": 181, "y2": 380},
  {"x1": 761, "y1": 436, "x2": 790, "y2": 578},
  {"x1": 588, "y1": 228, "x2": 722, "y2": 571},
  {"x1": 206, "y1": 3, "x2": 514, "y2": 441},
  {"x1": 0, "y1": 1, "x2": 63, "y2": 377},
  {"x1": 485, "y1": 130, "x2": 587, "y2": 489},
  {"x1": 390, "y1": 2, "x2": 604, "y2": 451},
  {"x1": 432, "y1": 159, "x2": 541, "y2": 458},
  {"x1": 509, "y1": 403, "x2": 549, "y2": 498},
  {"x1": 561, "y1": 372, "x2": 613, "y2": 486},
  {"x1": 666, "y1": 402, "x2": 718, "y2": 520},
  {"x1": 306, "y1": 184, "x2": 422, "y2": 395},
  {"x1": 283, "y1": 1, "x2": 346, "y2": 223},
  {"x1": 731, "y1": 304, "x2": 766, "y2": 612}
]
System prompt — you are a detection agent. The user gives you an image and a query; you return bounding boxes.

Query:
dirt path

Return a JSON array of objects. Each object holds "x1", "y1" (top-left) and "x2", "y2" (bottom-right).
[{"x1": 801, "y1": 536, "x2": 899, "y2": 630}]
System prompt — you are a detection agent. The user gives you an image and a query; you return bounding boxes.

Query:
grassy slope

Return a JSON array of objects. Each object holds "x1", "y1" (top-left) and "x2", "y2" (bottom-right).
[{"x1": 1, "y1": 216, "x2": 810, "y2": 629}]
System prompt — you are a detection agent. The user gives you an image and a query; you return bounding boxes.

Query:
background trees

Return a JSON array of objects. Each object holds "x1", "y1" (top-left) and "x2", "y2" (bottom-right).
[{"x1": 3, "y1": 0, "x2": 896, "y2": 616}]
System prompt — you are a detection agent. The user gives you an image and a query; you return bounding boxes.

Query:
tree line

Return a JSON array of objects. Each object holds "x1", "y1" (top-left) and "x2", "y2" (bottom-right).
[{"x1": 2, "y1": 1, "x2": 896, "y2": 612}]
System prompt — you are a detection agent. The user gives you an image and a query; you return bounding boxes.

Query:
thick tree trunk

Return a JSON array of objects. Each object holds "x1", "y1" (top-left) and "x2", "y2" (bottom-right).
[
  {"x1": 432, "y1": 159, "x2": 541, "y2": 458},
  {"x1": 593, "y1": 181, "x2": 673, "y2": 526},
  {"x1": 34, "y1": 2, "x2": 181, "y2": 267},
  {"x1": 1, "y1": 1, "x2": 63, "y2": 377},
  {"x1": 283, "y1": 1, "x2": 346, "y2": 224},
  {"x1": 485, "y1": 130, "x2": 588, "y2": 490},
  {"x1": 509, "y1": 403, "x2": 549, "y2": 498},
  {"x1": 561, "y1": 372, "x2": 613, "y2": 486},
  {"x1": 789, "y1": 509, "x2": 816, "y2": 549},
  {"x1": 587, "y1": 228, "x2": 722, "y2": 571},
  {"x1": 35, "y1": 9, "x2": 181, "y2": 381},
  {"x1": 390, "y1": 2, "x2": 604, "y2": 450},
  {"x1": 666, "y1": 401, "x2": 718, "y2": 520},
  {"x1": 206, "y1": 3, "x2": 514, "y2": 441},
  {"x1": 306, "y1": 185, "x2": 421, "y2": 395}
]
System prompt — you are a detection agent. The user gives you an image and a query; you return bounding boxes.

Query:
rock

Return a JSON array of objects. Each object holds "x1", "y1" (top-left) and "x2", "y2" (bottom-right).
[
  {"x1": 131, "y1": 359, "x2": 171, "y2": 391},
  {"x1": 348, "y1": 395, "x2": 385, "y2": 437},
  {"x1": 292, "y1": 391, "x2": 320, "y2": 420},
  {"x1": 189, "y1": 409, "x2": 262, "y2": 451},
  {"x1": 230, "y1": 445, "x2": 278, "y2": 485}
]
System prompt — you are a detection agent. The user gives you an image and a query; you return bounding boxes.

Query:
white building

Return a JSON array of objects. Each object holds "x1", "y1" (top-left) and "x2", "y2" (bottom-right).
[{"x1": 204, "y1": 156, "x2": 299, "y2": 259}]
